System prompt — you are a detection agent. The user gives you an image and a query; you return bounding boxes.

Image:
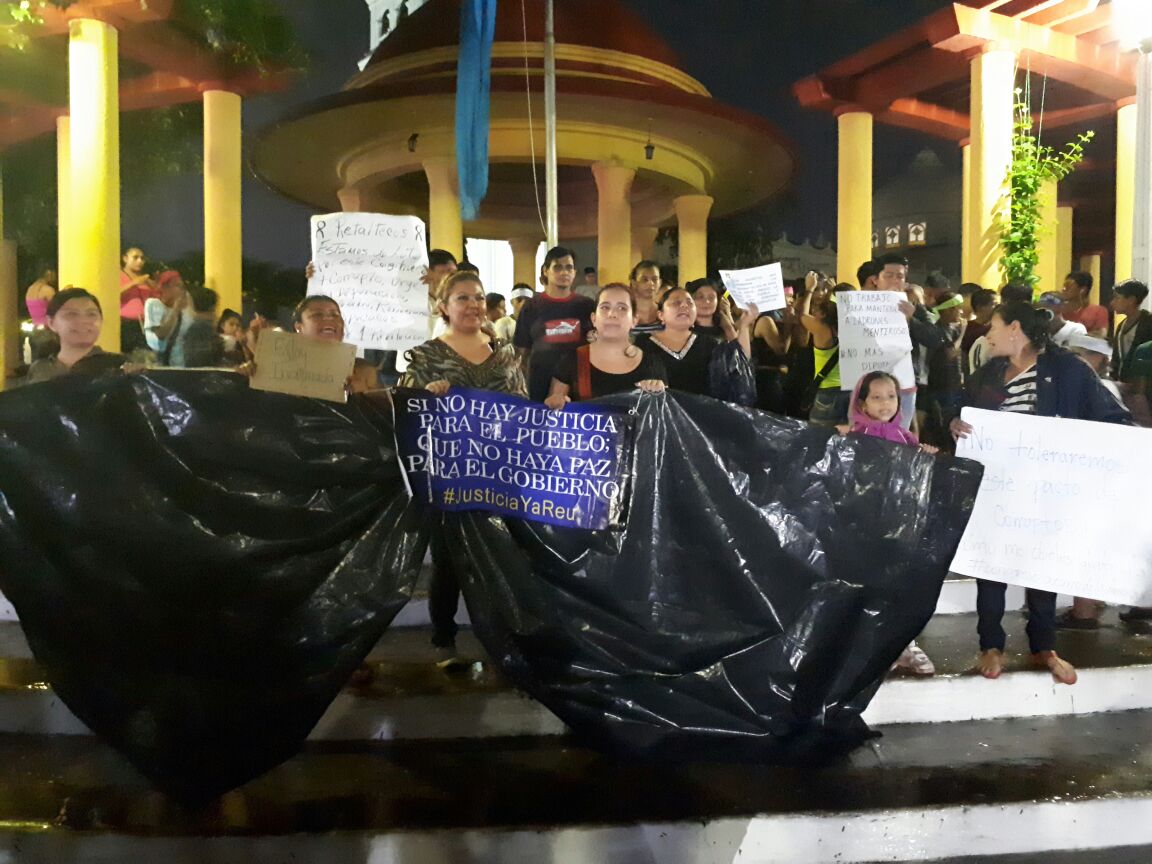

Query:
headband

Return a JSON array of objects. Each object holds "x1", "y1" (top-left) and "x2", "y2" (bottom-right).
[{"x1": 933, "y1": 295, "x2": 964, "y2": 312}]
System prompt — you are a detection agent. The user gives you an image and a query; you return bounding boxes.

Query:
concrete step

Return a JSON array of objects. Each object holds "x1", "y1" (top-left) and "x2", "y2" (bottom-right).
[
  {"x1": 2, "y1": 610, "x2": 1152, "y2": 741},
  {"x1": 0, "y1": 711, "x2": 1151, "y2": 862}
]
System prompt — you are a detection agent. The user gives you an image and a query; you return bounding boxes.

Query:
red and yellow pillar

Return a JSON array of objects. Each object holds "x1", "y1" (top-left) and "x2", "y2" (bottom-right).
[
  {"x1": 423, "y1": 159, "x2": 464, "y2": 261},
  {"x1": 592, "y1": 162, "x2": 635, "y2": 284},
  {"x1": 673, "y1": 194, "x2": 712, "y2": 283},
  {"x1": 968, "y1": 46, "x2": 1016, "y2": 291},
  {"x1": 203, "y1": 89, "x2": 243, "y2": 316},
  {"x1": 835, "y1": 108, "x2": 873, "y2": 286},
  {"x1": 68, "y1": 17, "x2": 120, "y2": 351}
]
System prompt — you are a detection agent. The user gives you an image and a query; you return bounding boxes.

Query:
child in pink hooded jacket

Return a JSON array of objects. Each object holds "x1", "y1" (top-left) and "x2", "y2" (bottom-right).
[
  {"x1": 838, "y1": 370, "x2": 938, "y2": 675},
  {"x1": 837, "y1": 371, "x2": 938, "y2": 454}
]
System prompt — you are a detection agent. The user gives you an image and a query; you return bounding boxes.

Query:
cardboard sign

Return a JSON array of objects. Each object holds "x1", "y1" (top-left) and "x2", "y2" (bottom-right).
[
  {"x1": 951, "y1": 408, "x2": 1152, "y2": 605},
  {"x1": 718, "y1": 262, "x2": 786, "y2": 312},
  {"x1": 837, "y1": 291, "x2": 915, "y2": 390},
  {"x1": 307, "y1": 213, "x2": 430, "y2": 352},
  {"x1": 250, "y1": 329, "x2": 356, "y2": 403}
]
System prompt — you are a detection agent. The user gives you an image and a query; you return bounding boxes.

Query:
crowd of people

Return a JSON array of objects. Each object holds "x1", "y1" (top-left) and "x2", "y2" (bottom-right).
[{"x1": 13, "y1": 242, "x2": 1152, "y2": 680}]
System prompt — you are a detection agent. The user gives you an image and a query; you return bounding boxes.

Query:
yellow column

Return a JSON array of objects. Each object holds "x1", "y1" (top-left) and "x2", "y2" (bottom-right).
[
  {"x1": 1035, "y1": 178, "x2": 1059, "y2": 294},
  {"x1": 203, "y1": 90, "x2": 243, "y2": 316},
  {"x1": 69, "y1": 18, "x2": 120, "y2": 352},
  {"x1": 592, "y1": 162, "x2": 635, "y2": 284},
  {"x1": 631, "y1": 226, "x2": 659, "y2": 267},
  {"x1": 0, "y1": 239, "x2": 16, "y2": 391},
  {"x1": 423, "y1": 159, "x2": 464, "y2": 261},
  {"x1": 57, "y1": 116, "x2": 75, "y2": 287},
  {"x1": 673, "y1": 194, "x2": 713, "y2": 284},
  {"x1": 969, "y1": 47, "x2": 1016, "y2": 291},
  {"x1": 1056, "y1": 205, "x2": 1073, "y2": 288},
  {"x1": 1079, "y1": 254, "x2": 1102, "y2": 299},
  {"x1": 509, "y1": 237, "x2": 542, "y2": 288},
  {"x1": 836, "y1": 109, "x2": 873, "y2": 286},
  {"x1": 960, "y1": 139, "x2": 973, "y2": 284},
  {"x1": 1115, "y1": 99, "x2": 1137, "y2": 284}
]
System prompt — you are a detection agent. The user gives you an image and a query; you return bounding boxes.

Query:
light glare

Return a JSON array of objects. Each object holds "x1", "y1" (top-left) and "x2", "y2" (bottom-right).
[{"x1": 1114, "y1": 0, "x2": 1152, "y2": 51}]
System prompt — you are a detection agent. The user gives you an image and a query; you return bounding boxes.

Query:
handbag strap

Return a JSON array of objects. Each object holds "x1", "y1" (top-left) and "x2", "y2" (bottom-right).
[
  {"x1": 812, "y1": 348, "x2": 839, "y2": 388},
  {"x1": 576, "y1": 345, "x2": 592, "y2": 401}
]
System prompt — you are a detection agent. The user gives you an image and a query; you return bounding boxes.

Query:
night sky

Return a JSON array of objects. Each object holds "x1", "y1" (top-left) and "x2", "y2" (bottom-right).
[{"x1": 121, "y1": 0, "x2": 958, "y2": 269}]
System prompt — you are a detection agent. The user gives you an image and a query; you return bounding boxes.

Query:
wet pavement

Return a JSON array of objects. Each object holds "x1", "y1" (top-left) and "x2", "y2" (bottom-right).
[{"x1": 0, "y1": 710, "x2": 1147, "y2": 835}]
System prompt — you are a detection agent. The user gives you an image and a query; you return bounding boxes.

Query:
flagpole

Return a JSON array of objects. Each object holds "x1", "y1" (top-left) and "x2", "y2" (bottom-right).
[{"x1": 543, "y1": 0, "x2": 559, "y2": 248}]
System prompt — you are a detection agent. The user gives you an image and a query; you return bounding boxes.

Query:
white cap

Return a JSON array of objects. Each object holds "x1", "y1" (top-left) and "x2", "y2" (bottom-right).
[{"x1": 1066, "y1": 333, "x2": 1112, "y2": 358}]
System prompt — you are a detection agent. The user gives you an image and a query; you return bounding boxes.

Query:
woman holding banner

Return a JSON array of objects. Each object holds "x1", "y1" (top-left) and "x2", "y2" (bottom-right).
[
  {"x1": 799, "y1": 279, "x2": 849, "y2": 427},
  {"x1": 399, "y1": 271, "x2": 526, "y2": 657},
  {"x1": 545, "y1": 284, "x2": 665, "y2": 406},
  {"x1": 950, "y1": 301, "x2": 1131, "y2": 685},
  {"x1": 636, "y1": 286, "x2": 756, "y2": 405}
]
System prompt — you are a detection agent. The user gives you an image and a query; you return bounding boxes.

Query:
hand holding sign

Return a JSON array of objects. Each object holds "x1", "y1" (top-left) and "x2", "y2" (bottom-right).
[
  {"x1": 250, "y1": 329, "x2": 356, "y2": 403},
  {"x1": 718, "y1": 263, "x2": 786, "y2": 313}
]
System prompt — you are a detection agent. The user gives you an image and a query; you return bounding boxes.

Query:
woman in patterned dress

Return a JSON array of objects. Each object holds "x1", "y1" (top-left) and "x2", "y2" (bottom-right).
[{"x1": 398, "y1": 270, "x2": 526, "y2": 657}]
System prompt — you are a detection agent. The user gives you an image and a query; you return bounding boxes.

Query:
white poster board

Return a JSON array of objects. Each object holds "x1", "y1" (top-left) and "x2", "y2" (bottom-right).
[
  {"x1": 718, "y1": 262, "x2": 786, "y2": 312},
  {"x1": 307, "y1": 213, "x2": 430, "y2": 352},
  {"x1": 837, "y1": 291, "x2": 915, "y2": 390},
  {"x1": 951, "y1": 408, "x2": 1152, "y2": 605}
]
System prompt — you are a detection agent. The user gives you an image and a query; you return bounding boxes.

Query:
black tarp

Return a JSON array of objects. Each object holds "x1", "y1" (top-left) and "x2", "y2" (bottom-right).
[{"x1": 0, "y1": 372, "x2": 981, "y2": 800}]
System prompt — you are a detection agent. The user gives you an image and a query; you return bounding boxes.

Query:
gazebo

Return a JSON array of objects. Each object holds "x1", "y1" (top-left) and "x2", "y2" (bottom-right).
[
  {"x1": 793, "y1": 0, "x2": 1137, "y2": 297},
  {"x1": 250, "y1": 0, "x2": 796, "y2": 287},
  {"x1": 0, "y1": 0, "x2": 290, "y2": 376}
]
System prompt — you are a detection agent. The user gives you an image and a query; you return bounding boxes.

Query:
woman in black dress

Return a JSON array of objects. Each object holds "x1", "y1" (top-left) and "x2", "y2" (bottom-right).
[
  {"x1": 545, "y1": 284, "x2": 666, "y2": 406},
  {"x1": 636, "y1": 286, "x2": 756, "y2": 405}
]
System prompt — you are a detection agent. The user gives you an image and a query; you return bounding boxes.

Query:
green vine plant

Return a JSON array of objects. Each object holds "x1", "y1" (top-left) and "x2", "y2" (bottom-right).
[{"x1": 999, "y1": 90, "x2": 1094, "y2": 290}]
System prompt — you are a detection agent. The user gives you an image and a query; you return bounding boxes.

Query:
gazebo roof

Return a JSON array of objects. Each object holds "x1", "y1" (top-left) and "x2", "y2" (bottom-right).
[
  {"x1": 793, "y1": 0, "x2": 1135, "y2": 255},
  {"x1": 0, "y1": 0, "x2": 291, "y2": 150},
  {"x1": 794, "y1": 0, "x2": 1136, "y2": 141}
]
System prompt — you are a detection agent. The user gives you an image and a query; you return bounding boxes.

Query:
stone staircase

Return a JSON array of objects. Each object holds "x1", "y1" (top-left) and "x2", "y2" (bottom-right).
[{"x1": 1, "y1": 579, "x2": 1152, "y2": 863}]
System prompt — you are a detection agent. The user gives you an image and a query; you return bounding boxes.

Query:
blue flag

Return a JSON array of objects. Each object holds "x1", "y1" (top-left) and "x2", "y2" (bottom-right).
[{"x1": 455, "y1": 0, "x2": 497, "y2": 221}]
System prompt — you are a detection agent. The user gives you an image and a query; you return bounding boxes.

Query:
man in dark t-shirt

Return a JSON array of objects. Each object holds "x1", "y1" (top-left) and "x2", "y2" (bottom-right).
[
  {"x1": 513, "y1": 247, "x2": 597, "y2": 401},
  {"x1": 514, "y1": 291, "x2": 595, "y2": 401}
]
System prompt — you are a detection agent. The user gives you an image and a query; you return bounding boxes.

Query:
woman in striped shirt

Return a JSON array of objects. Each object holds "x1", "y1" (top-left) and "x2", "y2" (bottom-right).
[{"x1": 950, "y1": 302, "x2": 1131, "y2": 686}]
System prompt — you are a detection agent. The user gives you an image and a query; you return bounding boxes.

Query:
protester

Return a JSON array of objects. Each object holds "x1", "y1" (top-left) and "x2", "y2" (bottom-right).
[
  {"x1": 425, "y1": 249, "x2": 461, "y2": 338},
  {"x1": 1037, "y1": 291, "x2": 1087, "y2": 346},
  {"x1": 686, "y1": 278, "x2": 727, "y2": 339},
  {"x1": 217, "y1": 309, "x2": 249, "y2": 367},
  {"x1": 576, "y1": 266, "x2": 600, "y2": 300},
  {"x1": 513, "y1": 246, "x2": 596, "y2": 401},
  {"x1": 629, "y1": 260, "x2": 664, "y2": 334},
  {"x1": 25, "y1": 288, "x2": 108, "y2": 384},
  {"x1": 875, "y1": 253, "x2": 947, "y2": 430},
  {"x1": 119, "y1": 246, "x2": 156, "y2": 353},
  {"x1": 921, "y1": 291, "x2": 965, "y2": 444},
  {"x1": 951, "y1": 302, "x2": 1132, "y2": 685},
  {"x1": 857, "y1": 260, "x2": 879, "y2": 290},
  {"x1": 957, "y1": 281, "x2": 983, "y2": 317},
  {"x1": 24, "y1": 269, "x2": 57, "y2": 327},
  {"x1": 798, "y1": 276, "x2": 846, "y2": 427},
  {"x1": 180, "y1": 287, "x2": 224, "y2": 368},
  {"x1": 292, "y1": 295, "x2": 346, "y2": 342},
  {"x1": 961, "y1": 287, "x2": 997, "y2": 375},
  {"x1": 399, "y1": 272, "x2": 528, "y2": 658},
  {"x1": 636, "y1": 286, "x2": 755, "y2": 404},
  {"x1": 143, "y1": 271, "x2": 191, "y2": 365},
  {"x1": 750, "y1": 286, "x2": 793, "y2": 414},
  {"x1": 837, "y1": 369, "x2": 938, "y2": 676},
  {"x1": 923, "y1": 270, "x2": 950, "y2": 309},
  {"x1": 509, "y1": 283, "x2": 534, "y2": 319},
  {"x1": 1061, "y1": 270, "x2": 1108, "y2": 337},
  {"x1": 545, "y1": 284, "x2": 665, "y2": 406},
  {"x1": 1109, "y1": 280, "x2": 1152, "y2": 384},
  {"x1": 485, "y1": 292, "x2": 517, "y2": 343}
]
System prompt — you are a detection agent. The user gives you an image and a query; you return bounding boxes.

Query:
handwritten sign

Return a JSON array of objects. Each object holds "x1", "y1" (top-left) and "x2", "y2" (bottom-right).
[
  {"x1": 308, "y1": 213, "x2": 430, "y2": 352},
  {"x1": 393, "y1": 387, "x2": 633, "y2": 530},
  {"x1": 837, "y1": 291, "x2": 915, "y2": 390},
  {"x1": 718, "y1": 262, "x2": 786, "y2": 312},
  {"x1": 951, "y1": 408, "x2": 1152, "y2": 605},
  {"x1": 250, "y1": 329, "x2": 356, "y2": 403}
]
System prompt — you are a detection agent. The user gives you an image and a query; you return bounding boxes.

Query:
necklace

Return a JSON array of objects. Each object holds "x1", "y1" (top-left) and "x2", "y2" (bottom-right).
[{"x1": 651, "y1": 332, "x2": 696, "y2": 360}]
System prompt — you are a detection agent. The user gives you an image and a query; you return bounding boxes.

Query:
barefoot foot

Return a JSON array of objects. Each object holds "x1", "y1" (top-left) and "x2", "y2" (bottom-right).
[
  {"x1": 977, "y1": 649, "x2": 1003, "y2": 679},
  {"x1": 1032, "y1": 651, "x2": 1077, "y2": 685}
]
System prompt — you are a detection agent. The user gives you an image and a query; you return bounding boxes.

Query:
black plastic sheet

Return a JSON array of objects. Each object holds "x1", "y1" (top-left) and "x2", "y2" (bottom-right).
[
  {"x1": 451, "y1": 391, "x2": 983, "y2": 760},
  {"x1": 0, "y1": 372, "x2": 425, "y2": 802},
  {"x1": 0, "y1": 373, "x2": 982, "y2": 800}
]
